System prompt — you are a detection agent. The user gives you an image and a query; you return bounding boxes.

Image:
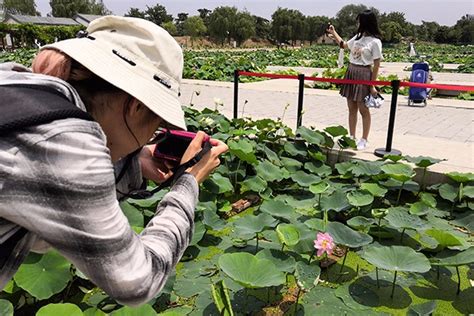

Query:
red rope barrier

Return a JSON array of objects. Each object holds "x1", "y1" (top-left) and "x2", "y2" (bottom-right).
[{"x1": 238, "y1": 71, "x2": 474, "y2": 92}]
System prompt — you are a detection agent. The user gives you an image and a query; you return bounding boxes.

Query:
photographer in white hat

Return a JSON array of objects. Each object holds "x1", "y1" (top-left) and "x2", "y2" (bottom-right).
[{"x1": 0, "y1": 16, "x2": 227, "y2": 305}]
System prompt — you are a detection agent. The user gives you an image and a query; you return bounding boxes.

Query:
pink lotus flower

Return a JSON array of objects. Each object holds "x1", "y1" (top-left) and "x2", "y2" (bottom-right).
[{"x1": 314, "y1": 232, "x2": 335, "y2": 257}]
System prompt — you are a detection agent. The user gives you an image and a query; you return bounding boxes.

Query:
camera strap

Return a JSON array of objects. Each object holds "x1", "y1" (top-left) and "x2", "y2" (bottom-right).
[{"x1": 124, "y1": 141, "x2": 213, "y2": 200}]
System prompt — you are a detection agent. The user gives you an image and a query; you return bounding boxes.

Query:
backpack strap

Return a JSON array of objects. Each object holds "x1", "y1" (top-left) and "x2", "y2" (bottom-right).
[
  {"x1": 0, "y1": 83, "x2": 93, "y2": 269},
  {"x1": 0, "y1": 84, "x2": 93, "y2": 134}
]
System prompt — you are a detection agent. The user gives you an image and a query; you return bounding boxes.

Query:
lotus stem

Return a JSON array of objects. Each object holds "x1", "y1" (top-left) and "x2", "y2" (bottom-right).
[
  {"x1": 400, "y1": 228, "x2": 406, "y2": 244},
  {"x1": 356, "y1": 264, "x2": 359, "y2": 276},
  {"x1": 418, "y1": 167, "x2": 427, "y2": 195},
  {"x1": 318, "y1": 193, "x2": 322, "y2": 208},
  {"x1": 437, "y1": 266, "x2": 440, "y2": 280},
  {"x1": 396, "y1": 181, "x2": 405, "y2": 205},
  {"x1": 308, "y1": 249, "x2": 316, "y2": 264},
  {"x1": 323, "y1": 211, "x2": 328, "y2": 230},
  {"x1": 255, "y1": 232, "x2": 259, "y2": 254},
  {"x1": 339, "y1": 249, "x2": 348, "y2": 273},
  {"x1": 234, "y1": 160, "x2": 242, "y2": 188},
  {"x1": 294, "y1": 286, "x2": 302, "y2": 315},
  {"x1": 377, "y1": 218, "x2": 382, "y2": 242},
  {"x1": 376, "y1": 267, "x2": 380, "y2": 289},
  {"x1": 267, "y1": 287, "x2": 270, "y2": 304},
  {"x1": 456, "y1": 266, "x2": 461, "y2": 295},
  {"x1": 390, "y1": 271, "x2": 398, "y2": 299},
  {"x1": 281, "y1": 243, "x2": 285, "y2": 252}
]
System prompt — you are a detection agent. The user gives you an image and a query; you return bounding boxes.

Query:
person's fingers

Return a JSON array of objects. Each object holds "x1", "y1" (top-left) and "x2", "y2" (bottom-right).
[
  {"x1": 211, "y1": 141, "x2": 229, "y2": 156},
  {"x1": 189, "y1": 131, "x2": 207, "y2": 150}
]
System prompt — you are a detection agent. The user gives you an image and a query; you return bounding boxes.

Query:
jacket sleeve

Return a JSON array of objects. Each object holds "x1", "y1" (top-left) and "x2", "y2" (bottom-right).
[{"x1": 0, "y1": 126, "x2": 198, "y2": 306}]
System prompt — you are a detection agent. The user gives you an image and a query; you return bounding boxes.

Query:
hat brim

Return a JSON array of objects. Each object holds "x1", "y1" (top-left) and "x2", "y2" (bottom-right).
[{"x1": 44, "y1": 38, "x2": 187, "y2": 130}]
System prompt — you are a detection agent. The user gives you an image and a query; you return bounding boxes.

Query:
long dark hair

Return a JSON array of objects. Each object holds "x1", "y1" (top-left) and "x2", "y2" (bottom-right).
[{"x1": 355, "y1": 10, "x2": 381, "y2": 40}]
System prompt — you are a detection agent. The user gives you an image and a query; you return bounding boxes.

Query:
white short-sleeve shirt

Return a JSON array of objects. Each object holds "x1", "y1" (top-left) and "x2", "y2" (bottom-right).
[{"x1": 347, "y1": 35, "x2": 383, "y2": 66}]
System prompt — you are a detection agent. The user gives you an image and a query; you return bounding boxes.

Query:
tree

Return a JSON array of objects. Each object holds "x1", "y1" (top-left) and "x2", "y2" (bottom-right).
[
  {"x1": 144, "y1": 3, "x2": 172, "y2": 26},
  {"x1": 208, "y1": 6, "x2": 237, "y2": 45},
  {"x1": 381, "y1": 21, "x2": 403, "y2": 43},
  {"x1": 198, "y1": 8, "x2": 211, "y2": 27},
  {"x1": 175, "y1": 12, "x2": 188, "y2": 36},
  {"x1": 434, "y1": 25, "x2": 459, "y2": 43},
  {"x1": 453, "y1": 14, "x2": 474, "y2": 44},
  {"x1": 183, "y1": 16, "x2": 207, "y2": 45},
  {"x1": 3, "y1": 0, "x2": 39, "y2": 16},
  {"x1": 415, "y1": 21, "x2": 440, "y2": 42},
  {"x1": 334, "y1": 4, "x2": 380, "y2": 38},
  {"x1": 305, "y1": 15, "x2": 330, "y2": 45},
  {"x1": 50, "y1": 0, "x2": 110, "y2": 18},
  {"x1": 161, "y1": 21, "x2": 177, "y2": 35},
  {"x1": 125, "y1": 7, "x2": 145, "y2": 19},
  {"x1": 233, "y1": 11, "x2": 255, "y2": 46},
  {"x1": 253, "y1": 15, "x2": 271, "y2": 40},
  {"x1": 271, "y1": 7, "x2": 306, "y2": 45}
]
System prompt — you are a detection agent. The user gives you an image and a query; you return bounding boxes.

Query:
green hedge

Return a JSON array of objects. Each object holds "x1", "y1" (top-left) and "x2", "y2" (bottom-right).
[{"x1": 0, "y1": 23, "x2": 85, "y2": 47}]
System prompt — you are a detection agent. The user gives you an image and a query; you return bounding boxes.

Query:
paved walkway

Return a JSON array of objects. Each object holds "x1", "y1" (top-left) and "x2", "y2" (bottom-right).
[{"x1": 179, "y1": 72, "x2": 474, "y2": 175}]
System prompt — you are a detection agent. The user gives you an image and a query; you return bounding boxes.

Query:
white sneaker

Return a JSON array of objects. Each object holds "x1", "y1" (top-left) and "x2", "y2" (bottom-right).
[{"x1": 357, "y1": 138, "x2": 368, "y2": 150}]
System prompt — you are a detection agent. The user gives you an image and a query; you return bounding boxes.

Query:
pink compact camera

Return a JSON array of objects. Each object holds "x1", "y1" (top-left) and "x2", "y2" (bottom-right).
[{"x1": 153, "y1": 129, "x2": 210, "y2": 163}]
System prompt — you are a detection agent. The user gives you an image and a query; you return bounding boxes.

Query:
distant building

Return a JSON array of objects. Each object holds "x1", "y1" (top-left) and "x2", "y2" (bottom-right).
[
  {"x1": 316, "y1": 34, "x2": 334, "y2": 44},
  {"x1": 73, "y1": 14, "x2": 104, "y2": 27},
  {"x1": 3, "y1": 13, "x2": 79, "y2": 26}
]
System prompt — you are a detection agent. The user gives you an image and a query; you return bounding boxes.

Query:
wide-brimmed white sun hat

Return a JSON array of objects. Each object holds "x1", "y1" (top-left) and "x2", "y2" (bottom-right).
[{"x1": 43, "y1": 15, "x2": 186, "y2": 130}]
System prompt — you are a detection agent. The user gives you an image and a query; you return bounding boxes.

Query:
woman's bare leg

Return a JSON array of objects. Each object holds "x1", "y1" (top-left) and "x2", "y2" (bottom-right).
[
  {"x1": 347, "y1": 99, "x2": 358, "y2": 138},
  {"x1": 357, "y1": 101, "x2": 371, "y2": 140}
]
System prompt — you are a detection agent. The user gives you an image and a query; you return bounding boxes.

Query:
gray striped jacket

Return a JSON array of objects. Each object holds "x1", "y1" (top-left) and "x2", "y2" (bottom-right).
[{"x1": 0, "y1": 63, "x2": 198, "y2": 306}]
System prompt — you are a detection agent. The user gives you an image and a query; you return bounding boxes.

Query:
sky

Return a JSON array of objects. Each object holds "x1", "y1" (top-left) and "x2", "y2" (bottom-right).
[{"x1": 35, "y1": 0, "x2": 473, "y2": 26}]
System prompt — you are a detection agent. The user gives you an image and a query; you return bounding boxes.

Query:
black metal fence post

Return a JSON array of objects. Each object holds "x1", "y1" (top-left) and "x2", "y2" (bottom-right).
[
  {"x1": 233, "y1": 70, "x2": 239, "y2": 119},
  {"x1": 374, "y1": 80, "x2": 402, "y2": 158},
  {"x1": 296, "y1": 73, "x2": 305, "y2": 128}
]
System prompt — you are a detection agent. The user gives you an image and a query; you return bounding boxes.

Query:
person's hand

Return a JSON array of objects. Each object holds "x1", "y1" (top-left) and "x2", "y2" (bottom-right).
[
  {"x1": 180, "y1": 131, "x2": 228, "y2": 184},
  {"x1": 139, "y1": 145, "x2": 174, "y2": 183},
  {"x1": 370, "y1": 86, "x2": 378, "y2": 96},
  {"x1": 327, "y1": 24, "x2": 336, "y2": 35}
]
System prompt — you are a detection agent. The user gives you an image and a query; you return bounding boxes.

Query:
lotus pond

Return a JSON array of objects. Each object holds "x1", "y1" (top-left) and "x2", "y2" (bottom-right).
[{"x1": 0, "y1": 107, "x2": 473, "y2": 316}]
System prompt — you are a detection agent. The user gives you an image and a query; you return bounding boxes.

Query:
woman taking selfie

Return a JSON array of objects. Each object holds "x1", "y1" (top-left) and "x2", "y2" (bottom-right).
[
  {"x1": 0, "y1": 16, "x2": 227, "y2": 305},
  {"x1": 327, "y1": 10, "x2": 383, "y2": 150}
]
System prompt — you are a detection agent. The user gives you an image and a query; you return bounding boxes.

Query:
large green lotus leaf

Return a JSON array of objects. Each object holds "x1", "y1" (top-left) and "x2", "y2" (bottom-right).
[
  {"x1": 337, "y1": 135, "x2": 357, "y2": 149},
  {"x1": 302, "y1": 286, "x2": 355, "y2": 315},
  {"x1": 291, "y1": 171, "x2": 321, "y2": 187},
  {"x1": 347, "y1": 190, "x2": 374, "y2": 207},
  {"x1": 383, "y1": 154, "x2": 403, "y2": 162},
  {"x1": 420, "y1": 192, "x2": 437, "y2": 208},
  {"x1": 334, "y1": 283, "x2": 379, "y2": 310},
  {"x1": 203, "y1": 208, "x2": 226, "y2": 231},
  {"x1": 361, "y1": 245, "x2": 431, "y2": 273},
  {"x1": 259, "y1": 200, "x2": 294, "y2": 220},
  {"x1": 280, "y1": 157, "x2": 303, "y2": 172},
  {"x1": 409, "y1": 201, "x2": 435, "y2": 216},
  {"x1": 296, "y1": 126, "x2": 325, "y2": 145},
  {"x1": 111, "y1": 304, "x2": 157, "y2": 316},
  {"x1": 14, "y1": 251, "x2": 71, "y2": 300},
  {"x1": 128, "y1": 188, "x2": 167, "y2": 209},
  {"x1": 204, "y1": 173, "x2": 233, "y2": 194},
  {"x1": 335, "y1": 161, "x2": 355, "y2": 177},
  {"x1": 157, "y1": 306, "x2": 193, "y2": 315},
  {"x1": 320, "y1": 190, "x2": 350, "y2": 212},
  {"x1": 174, "y1": 275, "x2": 210, "y2": 297},
  {"x1": 463, "y1": 186, "x2": 474, "y2": 199},
  {"x1": 304, "y1": 162, "x2": 332, "y2": 177},
  {"x1": 407, "y1": 301, "x2": 437, "y2": 316},
  {"x1": 233, "y1": 213, "x2": 278, "y2": 238},
  {"x1": 290, "y1": 225, "x2": 317, "y2": 254},
  {"x1": 36, "y1": 303, "x2": 83, "y2": 316},
  {"x1": 84, "y1": 307, "x2": 107, "y2": 316},
  {"x1": 305, "y1": 218, "x2": 326, "y2": 232},
  {"x1": 381, "y1": 163, "x2": 415, "y2": 182},
  {"x1": 256, "y1": 249, "x2": 296, "y2": 273},
  {"x1": 228, "y1": 139, "x2": 257, "y2": 164},
  {"x1": 425, "y1": 229, "x2": 463, "y2": 249},
  {"x1": 438, "y1": 183, "x2": 458, "y2": 202},
  {"x1": 240, "y1": 176, "x2": 267, "y2": 193},
  {"x1": 295, "y1": 261, "x2": 321, "y2": 291},
  {"x1": 347, "y1": 216, "x2": 376, "y2": 231},
  {"x1": 360, "y1": 183, "x2": 388, "y2": 197},
  {"x1": 276, "y1": 224, "x2": 300, "y2": 246},
  {"x1": 120, "y1": 202, "x2": 144, "y2": 228},
  {"x1": 324, "y1": 125, "x2": 348, "y2": 137},
  {"x1": 218, "y1": 253, "x2": 286, "y2": 288},
  {"x1": 309, "y1": 181, "x2": 330, "y2": 195},
  {"x1": 404, "y1": 156, "x2": 443, "y2": 168},
  {"x1": 277, "y1": 192, "x2": 318, "y2": 211},
  {"x1": 446, "y1": 171, "x2": 474, "y2": 183},
  {"x1": 384, "y1": 208, "x2": 428, "y2": 231},
  {"x1": 351, "y1": 161, "x2": 383, "y2": 177},
  {"x1": 189, "y1": 221, "x2": 206, "y2": 246},
  {"x1": 0, "y1": 300, "x2": 13, "y2": 316},
  {"x1": 327, "y1": 221, "x2": 373, "y2": 248},
  {"x1": 255, "y1": 160, "x2": 289, "y2": 182},
  {"x1": 263, "y1": 146, "x2": 281, "y2": 166},
  {"x1": 451, "y1": 212, "x2": 474, "y2": 233},
  {"x1": 431, "y1": 247, "x2": 474, "y2": 266},
  {"x1": 284, "y1": 142, "x2": 307, "y2": 157}
]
